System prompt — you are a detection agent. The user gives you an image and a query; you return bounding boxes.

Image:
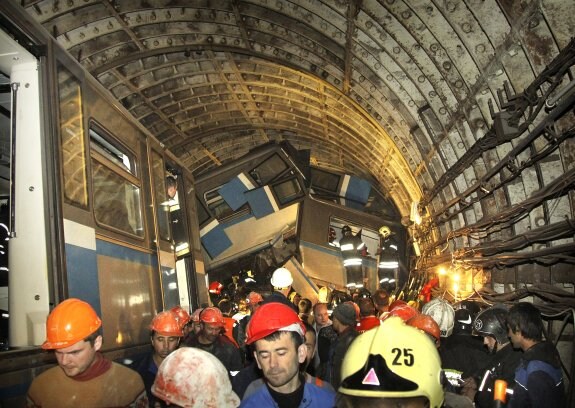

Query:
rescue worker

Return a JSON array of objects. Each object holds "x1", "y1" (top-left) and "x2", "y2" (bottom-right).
[
  {"x1": 372, "y1": 288, "x2": 390, "y2": 317},
  {"x1": 262, "y1": 267, "x2": 298, "y2": 311},
  {"x1": 240, "y1": 302, "x2": 336, "y2": 407},
  {"x1": 440, "y1": 308, "x2": 488, "y2": 389},
  {"x1": 219, "y1": 298, "x2": 240, "y2": 347},
  {"x1": 336, "y1": 316, "x2": 445, "y2": 408},
  {"x1": 243, "y1": 321, "x2": 334, "y2": 398},
  {"x1": 152, "y1": 347, "x2": 240, "y2": 407},
  {"x1": 311, "y1": 302, "x2": 331, "y2": 373},
  {"x1": 460, "y1": 306, "x2": 522, "y2": 407},
  {"x1": 182, "y1": 306, "x2": 243, "y2": 376},
  {"x1": 129, "y1": 310, "x2": 183, "y2": 406},
  {"x1": 356, "y1": 297, "x2": 381, "y2": 333},
  {"x1": 298, "y1": 297, "x2": 314, "y2": 325},
  {"x1": 189, "y1": 307, "x2": 204, "y2": 335},
  {"x1": 506, "y1": 302, "x2": 565, "y2": 407},
  {"x1": 320, "y1": 302, "x2": 359, "y2": 389},
  {"x1": 26, "y1": 298, "x2": 147, "y2": 407},
  {"x1": 339, "y1": 225, "x2": 365, "y2": 290}
]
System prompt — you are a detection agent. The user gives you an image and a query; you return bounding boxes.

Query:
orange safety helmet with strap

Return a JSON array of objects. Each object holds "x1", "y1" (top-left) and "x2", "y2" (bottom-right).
[
  {"x1": 150, "y1": 311, "x2": 184, "y2": 337},
  {"x1": 246, "y1": 302, "x2": 305, "y2": 345},
  {"x1": 42, "y1": 298, "x2": 102, "y2": 350},
  {"x1": 170, "y1": 306, "x2": 191, "y2": 328}
]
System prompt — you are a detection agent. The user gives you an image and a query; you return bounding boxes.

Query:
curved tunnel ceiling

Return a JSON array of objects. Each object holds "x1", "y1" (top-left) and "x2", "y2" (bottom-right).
[{"x1": 17, "y1": 0, "x2": 575, "y2": 274}]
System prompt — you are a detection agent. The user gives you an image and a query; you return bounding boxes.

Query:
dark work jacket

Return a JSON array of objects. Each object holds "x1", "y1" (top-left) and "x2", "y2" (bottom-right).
[
  {"x1": 182, "y1": 332, "x2": 244, "y2": 374},
  {"x1": 508, "y1": 341, "x2": 565, "y2": 408},
  {"x1": 472, "y1": 343, "x2": 522, "y2": 408},
  {"x1": 440, "y1": 333, "x2": 490, "y2": 389},
  {"x1": 316, "y1": 325, "x2": 337, "y2": 381},
  {"x1": 261, "y1": 291, "x2": 298, "y2": 312},
  {"x1": 326, "y1": 327, "x2": 359, "y2": 390},
  {"x1": 127, "y1": 351, "x2": 158, "y2": 408}
]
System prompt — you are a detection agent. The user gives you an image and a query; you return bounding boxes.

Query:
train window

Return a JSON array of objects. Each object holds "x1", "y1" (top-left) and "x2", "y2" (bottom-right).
[
  {"x1": 150, "y1": 150, "x2": 170, "y2": 242},
  {"x1": 204, "y1": 187, "x2": 249, "y2": 222},
  {"x1": 196, "y1": 196, "x2": 211, "y2": 226},
  {"x1": 58, "y1": 63, "x2": 88, "y2": 208},
  {"x1": 205, "y1": 188, "x2": 234, "y2": 220},
  {"x1": 89, "y1": 125, "x2": 144, "y2": 237},
  {"x1": 272, "y1": 177, "x2": 304, "y2": 205},
  {"x1": 310, "y1": 168, "x2": 341, "y2": 193},
  {"x1": 249, "y1": 153, "x2": 288, "y2": 186}
]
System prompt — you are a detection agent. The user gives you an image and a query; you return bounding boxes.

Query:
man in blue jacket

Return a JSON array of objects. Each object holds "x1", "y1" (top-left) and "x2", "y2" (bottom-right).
[
  {"x1": 506, "y1": 302, "x2": 565, "y2": 408},
  {"x1": 239, "y1": 302, "x2": 335, "y2": 408}
]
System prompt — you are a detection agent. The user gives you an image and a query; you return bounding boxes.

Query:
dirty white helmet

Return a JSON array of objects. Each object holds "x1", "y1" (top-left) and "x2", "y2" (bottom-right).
[
  {"x1": 270, "y1": 267, "x2": 293, "y2": 288},
  {"x1": 152, "y1": 347, "x2": 240, "y2": 407},
  {"x1": 422, "y1": 298, "x2": 455, "y2": 337}
]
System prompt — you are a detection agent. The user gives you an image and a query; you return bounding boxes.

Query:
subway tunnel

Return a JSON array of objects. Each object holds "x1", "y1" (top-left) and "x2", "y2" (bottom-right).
[{"x1": 15, "y1": 1, "x2": 575, "y2": 305}]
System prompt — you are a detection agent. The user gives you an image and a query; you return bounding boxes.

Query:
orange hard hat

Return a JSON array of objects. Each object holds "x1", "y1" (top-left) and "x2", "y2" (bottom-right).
[
  {"x1": 150, "y1": 311, "x2": 184, "y2": 337},
  {"x1": 191, "y1": 308, "x2": 204, "y2": 323},
  {"x1": 384, "y1": 303, "x2": 419, "y2": 322},
  {"x1": 407, "y1": 313, "x2": 441, "y2": 344},
  {"x1": 170, "y1": 306, "x2": 191, "y2": 328},
  {"x1": 200, "y1": 307, "x2": 224, "y2": 326},
  {"x1": 42, "y1": 298, "x2": 102, "y2": 350},
  {"x1": 208, "y1": 281, "x2": 224, "y2": 295},
  {"x1": 388, "y1": 299, "x2": 407, "y2": 311},
  {"x1": 246, "y1": 291, "x2": 263, "y2": 305},
  {"x1": 246, "y1": 302, "x2": 305, "y2": 345}
]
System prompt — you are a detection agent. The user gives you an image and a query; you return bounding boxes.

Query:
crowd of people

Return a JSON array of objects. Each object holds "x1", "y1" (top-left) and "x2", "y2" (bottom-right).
[{"x1": 26, "y1": 267, "x2": 566, "y2": 407}]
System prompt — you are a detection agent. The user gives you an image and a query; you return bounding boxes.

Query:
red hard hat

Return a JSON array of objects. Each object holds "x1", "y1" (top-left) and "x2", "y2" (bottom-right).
[
  {"x1": 200, "y1": 307, "x2": 224, "y2": 326},
  {"x1": 170, "y1": 306, "x2": 191, "y2": 328},
  {"x1": 384, "y1": 303, "x2": 419, "y2": 322},
  {"x1": 246, "y1": 302, "x2": 305, "y2": 345},
  {"x1": 191, "y1": 308, "x2": 204, "y2": 323},
  {"x1": 208, "y1": 281, "x2": 224, "y2": 295},
  {"x1": 388, "y1": 299, "x2": 407, "y2": 312},
  {"x1": 150, "y1": 311, "x2": 184, "y2": 337},
  {"x1": 42, "y1": 298, "x2": 102, "y2": 350},
  {"x1": 407, "y1": 314, "x2": 441, "y2": 344}
]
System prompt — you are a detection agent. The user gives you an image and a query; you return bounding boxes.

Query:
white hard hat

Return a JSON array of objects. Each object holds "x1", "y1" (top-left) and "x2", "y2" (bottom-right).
[
  {"x1": 270, "y1": 267, "x2": 293, "y2": 288},
  {"x1": 422, "y1": 298, "x2": 455, "y2": 337},
  {"x1": 152, "y1": 347, "x2": 240, "y2": 407}
]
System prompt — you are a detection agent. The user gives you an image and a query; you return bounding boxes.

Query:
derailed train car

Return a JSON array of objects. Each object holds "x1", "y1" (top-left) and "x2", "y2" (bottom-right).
[
  {"x1": 194, "y1": 140, "x2": 407, "y2": 302},
  {"x1": 0, "y1": 3, "x2": 206, "y2": 405}
]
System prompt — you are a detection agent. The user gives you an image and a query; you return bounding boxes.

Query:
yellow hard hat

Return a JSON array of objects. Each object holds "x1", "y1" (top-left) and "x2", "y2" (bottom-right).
[{"x1": 339, "y1": 316, "x2": 444, "y2": 408}]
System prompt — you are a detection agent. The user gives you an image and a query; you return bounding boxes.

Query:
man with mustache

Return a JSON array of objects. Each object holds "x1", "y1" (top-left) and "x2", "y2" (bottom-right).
[{"x1": 129, "y1": 310, "x2": 183, "y2": 406}]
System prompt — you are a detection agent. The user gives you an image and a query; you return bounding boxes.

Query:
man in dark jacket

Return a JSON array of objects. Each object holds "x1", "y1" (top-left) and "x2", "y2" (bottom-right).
[
  {"x1": 506, "y1": 302, "x2": 565, "y2": 408},
  {"x1": 441, "y1": 308, "x2": 489, "y2": 389},
  {"x1": 461, "y1": 306, "x2": 522, "y2": 408},
  {"x1": 323, "y1": 302, "x2": 358, "y2": 389},
  {"x1": 129, "y1": 310, "x2": 183, "y2": 407},
  {"x1": 182, "y1": 306, "x2": 243, "y2": 376}
]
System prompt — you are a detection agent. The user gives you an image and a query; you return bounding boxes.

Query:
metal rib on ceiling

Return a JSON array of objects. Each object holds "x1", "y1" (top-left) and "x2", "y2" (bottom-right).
[{"x1": 18, "y1": 0, "x2": 575, "y2": 273}]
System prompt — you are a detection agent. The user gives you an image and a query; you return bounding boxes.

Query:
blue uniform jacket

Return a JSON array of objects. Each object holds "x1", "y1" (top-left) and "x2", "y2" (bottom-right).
[{"x1": 239, "y1": 381, "x2": 335, "y2": 408}]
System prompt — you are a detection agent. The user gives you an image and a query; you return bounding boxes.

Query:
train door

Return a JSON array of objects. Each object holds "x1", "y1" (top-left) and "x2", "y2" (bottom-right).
[{"x1": 148, "y1": 145, "x2": 198, "y2": 310}]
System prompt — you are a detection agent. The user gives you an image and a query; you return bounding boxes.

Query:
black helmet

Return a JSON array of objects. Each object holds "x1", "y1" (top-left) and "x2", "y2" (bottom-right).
[
  {"x1": 473, "y1": 306, "x2": 509, "y2": 344},
  {"x1": 453, "y1": 308, "x2": 473, "y2": 334},
  {"x1": 457, "y1": 300, "x2": 481, "y2": 317},
  {"x1": 328, "y1": 290, "x2": 351, "y2": 313},
  {"x1": 341, "y1": 225, "x2": 352, "y2": 234}
]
